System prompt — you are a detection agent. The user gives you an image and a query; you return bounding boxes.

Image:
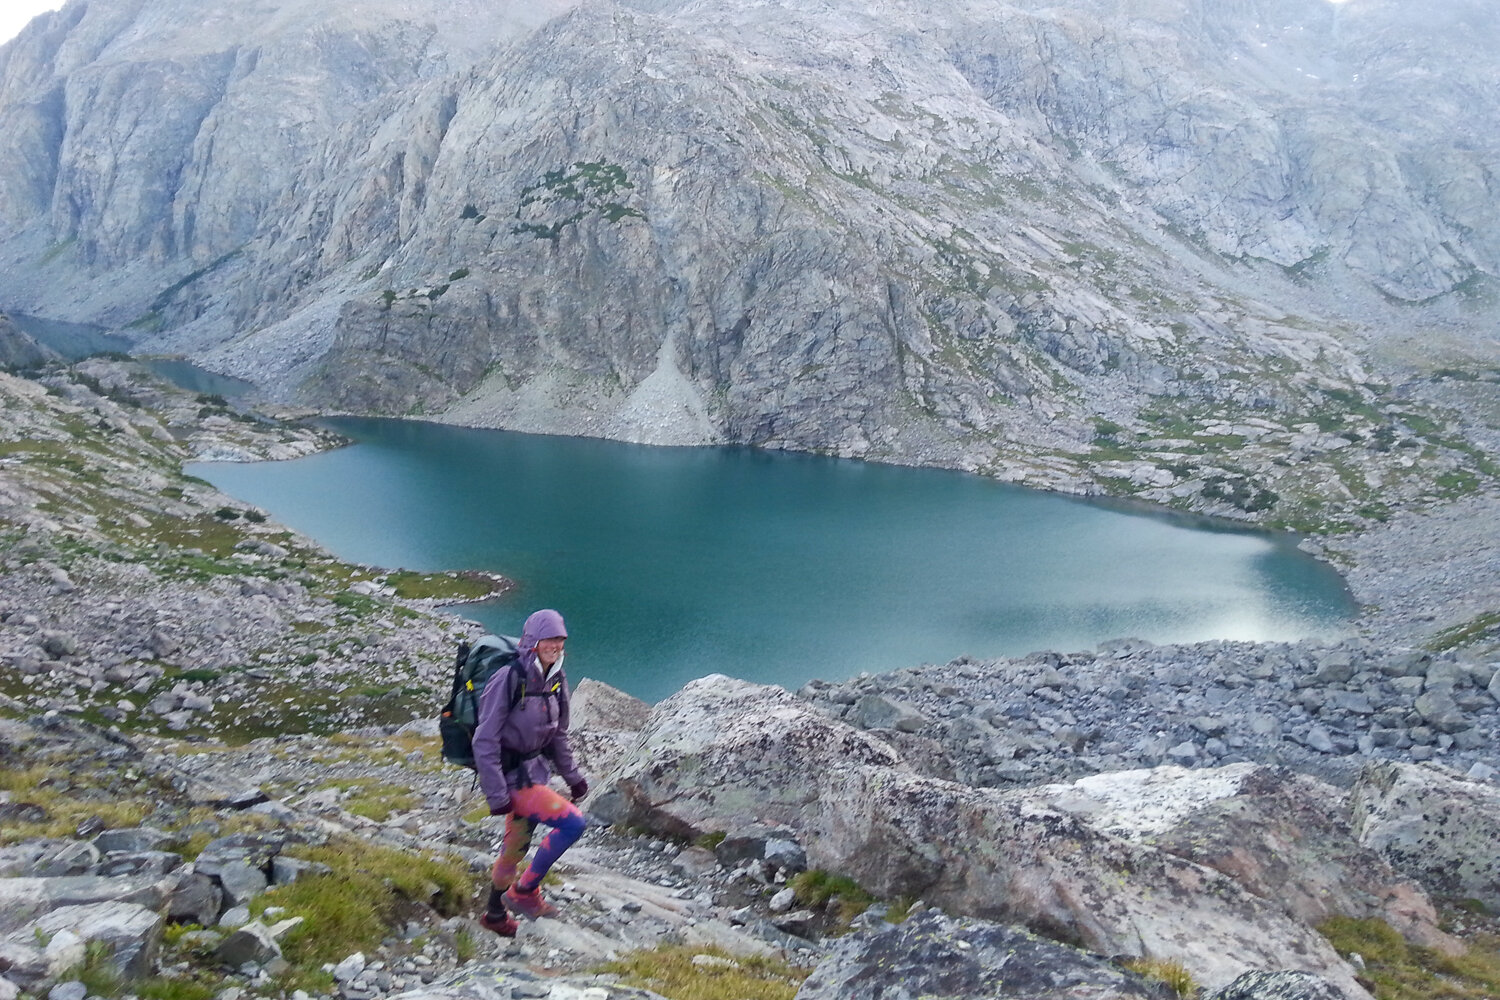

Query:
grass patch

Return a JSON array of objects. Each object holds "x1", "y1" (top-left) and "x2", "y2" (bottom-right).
[
  {"x1": 320, "y1": 778, "x2": 420, "y2": 821},
  {"x1": 1427, "y1": 612, "x2": 1500, "y2": 653},
  {"x1": 384, "y1": 570, "x2": 498, "y2": 602},
  {"x1": 1320, "y1": 916, "x2": 1500, "y2": 1000},
  {"x1": 136, "y1": 969, "x2": 224, "y2": 1000},
  {"x1": 790, "y1": 869, "x2": 875, "y2": 927},
  {"x1": 331, "y1": 591, "x2": 383, "y2": 615},
  {"x1": 63, "y1": 940, "x2": 125, "y2": 998},
  {"x1": 1124, "y1": 957, "x2": 1198, "y2": 998},
  {"x1": 251, "y1": 837, "x2": 468, "y2": 981},
  {"x1": 0, "y1": 762, "x2": 155, "y2": 843},
  {"x1": 596, "y1": 944, "x2": 811, "y2": 1000}
]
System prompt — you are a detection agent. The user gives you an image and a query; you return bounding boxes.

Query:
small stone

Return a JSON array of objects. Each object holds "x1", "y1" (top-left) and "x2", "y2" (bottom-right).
[{"x1": 47, "y1": 982, "x2": 87, "y2": 1000}]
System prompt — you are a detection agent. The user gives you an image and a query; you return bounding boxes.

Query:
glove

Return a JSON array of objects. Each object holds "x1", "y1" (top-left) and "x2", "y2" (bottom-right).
[
  {"x1": 569, "y1": 778, "x2": 589, "y2": 802},
  {"x1": 490, "y1": 798, "x2": 512, "y2": 816}
]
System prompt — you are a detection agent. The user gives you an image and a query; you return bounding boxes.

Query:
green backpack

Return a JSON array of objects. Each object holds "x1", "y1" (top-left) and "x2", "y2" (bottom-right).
[{"x1": 439, "y1": 635, "x2": 522, "y2": 769}]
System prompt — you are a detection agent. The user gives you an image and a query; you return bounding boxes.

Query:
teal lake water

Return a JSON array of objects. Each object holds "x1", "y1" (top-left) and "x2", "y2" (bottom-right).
[{"x1": 191, "y1": 417, "x2": 1354, "y2": 702}]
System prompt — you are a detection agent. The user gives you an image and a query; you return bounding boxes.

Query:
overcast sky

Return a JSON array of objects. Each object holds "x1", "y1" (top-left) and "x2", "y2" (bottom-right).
[{"x1": 2, "y1": 1, "x2": 63, "y2": 46}]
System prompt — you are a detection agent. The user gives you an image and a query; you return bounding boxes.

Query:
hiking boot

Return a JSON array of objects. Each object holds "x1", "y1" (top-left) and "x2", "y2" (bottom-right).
[
  {"x1": 503, "y1": 884, "x2": 557, "y2": 920},
  {"x1": 478, "y1": 910, "x2": 518, "y2": 937}
]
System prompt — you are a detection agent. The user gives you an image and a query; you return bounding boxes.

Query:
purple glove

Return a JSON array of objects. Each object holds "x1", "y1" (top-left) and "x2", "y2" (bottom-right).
[{"x1": 569, "y1": 778, "x2": 588, "y2": 802}]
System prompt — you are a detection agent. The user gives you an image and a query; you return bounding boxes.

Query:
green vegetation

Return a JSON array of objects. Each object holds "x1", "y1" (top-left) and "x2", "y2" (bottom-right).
[
  {"x1": 384, "y1": 569, "x2": 500, "y2": 601},
  {"x1": 318, "y1": 777, "x2": 419, "y2": 821},
  {"x1": 251, "y1": 837, "x2": 468, "y2": 986},
  {"x1": 1124, "y1": 957, "x2": 1198, "y2": 998},
  {"x1": 1320, "y1": 916, "x2": 1500, "y2": 1000},
  {"x1": 596, "y1": 944, "x2": 811, "y2": 1000},
  {"x1": 63, "y1": 940, "x2": 126, "y2": 998},
  {"x1": 1427, "y1": 612, "x2": 1500, "y2": 653},
  {"x1": 513, "y1": 161, "x2": 644, "y2": 241},
  {"x1": 790, "y1": 869, "x2": 876, "y2": 927},
  {"x1": 0, "y1": 760, "x2": 154, "y2": 842},
  {"x1": 151, "y1": 251, "x2": 242, "y2": 312}
]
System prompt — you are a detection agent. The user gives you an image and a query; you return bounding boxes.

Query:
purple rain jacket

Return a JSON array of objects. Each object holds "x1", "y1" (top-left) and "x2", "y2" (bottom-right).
[{"x1": 473, "y1": 609, "x2": 584, "y2": 812}]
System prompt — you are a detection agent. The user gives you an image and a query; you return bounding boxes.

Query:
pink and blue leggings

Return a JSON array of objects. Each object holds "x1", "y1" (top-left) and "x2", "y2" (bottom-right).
[{"x1": 490, "y1": 785, "x2": 586, "y2": 892}]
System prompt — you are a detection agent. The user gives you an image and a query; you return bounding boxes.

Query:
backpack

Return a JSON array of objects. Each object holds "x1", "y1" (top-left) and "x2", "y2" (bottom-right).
[{"x1": 439, "y1": 634, "x2": 523, "y2": 769}]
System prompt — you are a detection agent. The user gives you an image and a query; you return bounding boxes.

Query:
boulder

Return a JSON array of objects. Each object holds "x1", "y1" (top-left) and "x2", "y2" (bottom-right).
[
  {"x1": 851, "y1": 694, "x2": 929, "y2": 733},
  {"x1": 0, "y1": 875, "x2": 175, "y2": 934},
  {"x1": 591, "y1": 675, "x2": 904, "y2": 840},
  {"x1": 794, "y1": 910, "x2": 1166, "y2": 999},
  {"x1": 214, "y1": 922, "x2": 281, "y2": 967},
  {"x1": 1041, "y1": 765, "x2": 1457, "y2": 951},
  {"x1": 595, "y1": 677, "x2": 1370, "y2": 996},
  {"x1": 24, "y1": 900, "x2": 162, "y2": 978},
  {"x1": 1351, "y1": 762, "x2": 1500, "y2": 911},
  {"x1": 0, "y1": 939, "x2": 49, "y2": 987},
  {"x1": 570, "y1": 678, "x2": 655, "y2": 778},
  {"x1": 165, "y1": 873, "x2": 223, "y2": 927},
  {"x1": 97, "y1": 852, "x2": 182, "y2": 878},
  {"x1": 30, "y1": 843, "x2": 99, "y2": 877},
  {"x1": 92, "y1": 828, "x2": 178, "y2": 855},
  {"x1": 1203, "y1": 971, "x2": 1350, "y2": 1000}
]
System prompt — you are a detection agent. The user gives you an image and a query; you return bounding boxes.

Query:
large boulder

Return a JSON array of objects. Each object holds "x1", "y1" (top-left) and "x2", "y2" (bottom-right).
[
  {"x1": 569, "y1": 678, "x2": 653, "y2": 778},
  {"x1": 594, "y1": 677, "x2": 1370, "y2": 997},
  {"x1": 793, "y1": 909, "x2": 1164, "y2": 999},
  {"x1": 0, "y1": 875, "x2": 177, "y2": 934},
  {"x1": 1351, "y1": 761, "x2": 1500, "y2": 910},
  {"x1": 21, "y1": 900, "x2": 162, "y2": 978},
  {"x1": 812, "y1": 766, "x2": 1368, "y2": 997},
  {"x1": 590, "y1": 675, "x2": 904, "y2": 840},
  {"x1": 1040, "y1": 765, "x2": 1457, "y2": 951}
]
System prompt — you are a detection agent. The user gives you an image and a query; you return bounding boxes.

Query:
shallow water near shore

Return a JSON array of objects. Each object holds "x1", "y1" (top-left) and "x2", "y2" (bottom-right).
[{"x1": 191, "y1": 417, "x2": 1355, "y2": 702}]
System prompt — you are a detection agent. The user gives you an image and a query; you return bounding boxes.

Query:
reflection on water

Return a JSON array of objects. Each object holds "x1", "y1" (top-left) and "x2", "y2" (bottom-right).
[{"x1": 192, "y1": 417, "x2": 1356, "y2": 702}]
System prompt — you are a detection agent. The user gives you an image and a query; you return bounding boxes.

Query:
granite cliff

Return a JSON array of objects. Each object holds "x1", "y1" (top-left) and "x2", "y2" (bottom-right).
[{"x1": 0, "y1": 0, "x2": 1497, "y2": 529}]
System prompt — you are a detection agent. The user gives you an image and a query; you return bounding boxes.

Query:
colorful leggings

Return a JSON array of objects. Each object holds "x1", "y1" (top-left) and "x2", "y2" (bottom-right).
[{"x1": 490, "y1": 785, "x2": 586, "y2": 892}]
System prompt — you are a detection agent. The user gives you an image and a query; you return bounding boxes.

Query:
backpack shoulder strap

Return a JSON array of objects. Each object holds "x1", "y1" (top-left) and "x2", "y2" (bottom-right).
[
  {"x1": 508, "y1": 661, "x2": 526, "y2": 711},
  {"x1": 444, "y1": 640, "x2": 471, "y2": 710}
]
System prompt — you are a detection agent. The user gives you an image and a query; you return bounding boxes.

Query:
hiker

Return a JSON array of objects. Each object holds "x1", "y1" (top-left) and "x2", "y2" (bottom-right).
[{"x1": 473, "y1": 608, "x2": 588, "y2": 936}]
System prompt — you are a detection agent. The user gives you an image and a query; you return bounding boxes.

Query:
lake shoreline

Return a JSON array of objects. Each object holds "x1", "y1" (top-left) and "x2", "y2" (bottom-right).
[{"x1": 136, "y1": 354, "x2": 1496, "y2": 662}]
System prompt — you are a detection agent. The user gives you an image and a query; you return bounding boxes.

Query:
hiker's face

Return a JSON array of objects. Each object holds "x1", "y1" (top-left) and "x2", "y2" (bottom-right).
[{"x1": 536, "y1": 636, "x2": 565, "y2": 668}]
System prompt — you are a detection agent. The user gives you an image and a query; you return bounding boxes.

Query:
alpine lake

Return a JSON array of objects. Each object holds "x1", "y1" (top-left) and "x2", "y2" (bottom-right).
[{"x1": 190, "y1": 417, "x2": 1355, "y2": 703}]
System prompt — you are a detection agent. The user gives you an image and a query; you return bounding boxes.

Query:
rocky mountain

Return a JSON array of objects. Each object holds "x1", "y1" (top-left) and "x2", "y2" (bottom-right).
[{"x1": 0, "y1": 0, "x2": 1497, "y2": 529}]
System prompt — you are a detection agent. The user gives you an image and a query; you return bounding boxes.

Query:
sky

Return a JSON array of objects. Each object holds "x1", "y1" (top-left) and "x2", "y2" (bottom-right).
[{"x1": 1, "y1": 0, "x2": 63, "y2": 46}]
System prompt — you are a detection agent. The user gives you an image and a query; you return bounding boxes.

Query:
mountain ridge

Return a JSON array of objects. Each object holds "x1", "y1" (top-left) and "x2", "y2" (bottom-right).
[{"x1": 0, "y1": 0, "x2": 1497, "y2": 529}]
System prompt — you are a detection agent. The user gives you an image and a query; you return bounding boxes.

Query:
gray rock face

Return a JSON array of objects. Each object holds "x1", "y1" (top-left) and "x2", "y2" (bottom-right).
[
  {"x1": 596, "y1": 676, "x2": 1373, "y2": 996},
  {"x1": 1204, "y1": 971, "x2": 1352, "y2": 1000},
  {"x1": 0, "y1": 315, "x2": 59, "y2": 371},
  {"x1": 0, "y1": 0, "x2": 1495, "y2": 526},
  {"x1": 25, "y1": 901, "x2": 162, "y2": 979},
  {"x1": 793, "y1": 910, "x2": 1163, "y2": 1000},
  {"x1": 1351, "y1": 761, "x2": 1500, "y2": 911},
  {"x1": 1046, "y1": 764, "x2": 1456, "y2": 952}
]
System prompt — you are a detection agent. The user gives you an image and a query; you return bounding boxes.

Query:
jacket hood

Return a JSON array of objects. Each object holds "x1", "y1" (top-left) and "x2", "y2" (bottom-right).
[{"x1": 518, "y1": 609, "x2": 567, "y2": 669}]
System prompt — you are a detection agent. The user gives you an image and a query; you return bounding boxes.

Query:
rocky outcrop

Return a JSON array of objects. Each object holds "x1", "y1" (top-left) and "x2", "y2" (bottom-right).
[
  {"x1": 797, "y1": 640, "x2": 1500, "y2": 790},
  {"x1": 0, "y1": 313, "x2": 58, "y2": 370},
  {"x1": 1043, "y1": 765, "x2": 1458, "y2": 952},
  {"x1": 1351, "y1": 761, "x2": 1500, "y2": 911},
  {"x1": 0, "y1": 0, "x2": 1496, "y2": 529},
  {"x1": 592, "y1": 675, "x2": 1383, "y2": 995},
  {"x1": 792, "y1": 910, "x2": 1166, "y2": 1000}
]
